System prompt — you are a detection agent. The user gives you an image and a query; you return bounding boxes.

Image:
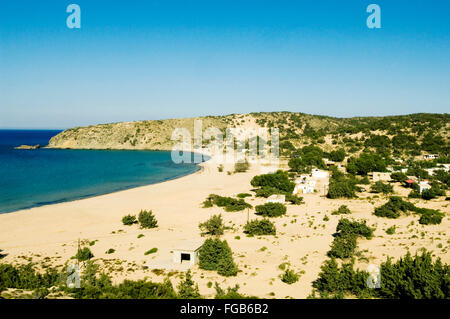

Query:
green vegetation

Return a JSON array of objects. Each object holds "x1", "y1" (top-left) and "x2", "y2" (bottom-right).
[
  {"x1": 234, "y1": 161, "x2": 250, "y2": 173},
  {"x1": 370, "y1": 181, "x2": 393, "y2": 194},
  {"x1": 346, "y1": 153, "x2": 387, "y2": 176},
  {"x1": 281, "y1": 269, "x2": 299, "y2": 284},
  {"x1": 214, "y1": 283, "x2": 256, "y2": 299},
  {"x1": 198, "y1": 239, "x2": 238, "y2": 277},
  {"x1": 327, "y1": 169, "x2": 357, "y2": 199},
  {"x1": 373, "y1": 196, "x2": 416, "y2": 218},
  {"x1": 138, "y1": 210, "x2": 158, "y2": 229},
  {"x1": 105, "y1": 248, "x2": 115, "y2": 254},
  {"x1": 328, "y1": 148, "x2": 346, "y2": 162},
  {"x1": 144, "y1": 248, "x2": 158, "y2": 255},
  {"x1": 177, "y1": 270, "x2": 201, "y2": 299},
  {"x1": 244, "y1": 219, "x2": 276, "y2": 236},
  {"x1": 199, "y1": 214, "x2": 225, "y2": 236},
  {"x1": 385, "y1": 226, "x2": 396, "y2": 235},
  {"x1": 75, "y1": 247, "x2": 94, "y2": 262},
  {"x1": 331, "y1": 205, "x2": 351, "y2": 215},
  {"x1": 255, "y1": 203, "x2": 286, "y2": 217},
  {"x1": 122, "y1": 214, "x2": 138, "y2": 226},
  {"x1": 418, "y1": 209, "x2": 445, "y2": 225},
  {"x1": 328, "y1": 219, "x2": 373, "y2": 259},
  {"x1": 237, "y1": 193, "x2": 252, "y2": 198},
  {"x1": 312, "y1": 250, "x2": 449, "y2": 299},
  {"x1": 250, "y1": 170, "x2": 295, "y2": 198},
  {"x1": 202, "y1": 194, "x2": 251, "y2": 212},
  {"x1": 289, "y1": 145, "x2": 326, "y2": 173}
]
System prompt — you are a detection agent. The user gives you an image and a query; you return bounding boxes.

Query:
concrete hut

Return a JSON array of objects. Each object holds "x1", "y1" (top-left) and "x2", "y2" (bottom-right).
[{"x1": 172, "y1": 239, "x2": 204, "y2": 266}]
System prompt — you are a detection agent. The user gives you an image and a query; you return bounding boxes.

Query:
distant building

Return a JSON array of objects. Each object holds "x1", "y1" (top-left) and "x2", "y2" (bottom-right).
[
  {"x1": 172, "y1": 239, "x2": 204, "y2": 266},
  {"x1": 311, "y1": 169, "x2": 329, "y2": 180},
  {"x1": 266, "y1": 194, "x2": 286, "y2": 204},
  {"x1": 404, "y1": 179, "x2": 416, "y2": 188},
  {"x1": 417, "y1": 181, "x2": 431, "y2": 194},
  {"x1": 423, "y1": 154, "x2": 439, "y2": 160}
]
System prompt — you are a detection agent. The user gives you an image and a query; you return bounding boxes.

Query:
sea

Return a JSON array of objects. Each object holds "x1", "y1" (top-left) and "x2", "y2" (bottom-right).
[{"x1": 0, "y1": 130, "x2": 203, "y2": 214}]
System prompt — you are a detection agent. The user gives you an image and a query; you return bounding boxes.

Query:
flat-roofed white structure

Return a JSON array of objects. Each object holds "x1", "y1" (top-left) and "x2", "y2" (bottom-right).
[{"x1": 172, "y1": 239, "x2": 204, "y2": 266}]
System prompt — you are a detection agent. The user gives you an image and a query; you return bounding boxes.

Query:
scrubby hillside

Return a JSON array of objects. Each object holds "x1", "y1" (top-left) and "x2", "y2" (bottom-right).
[{"x1": 48, "y1": 112, "x2": 450, "y2": 157}]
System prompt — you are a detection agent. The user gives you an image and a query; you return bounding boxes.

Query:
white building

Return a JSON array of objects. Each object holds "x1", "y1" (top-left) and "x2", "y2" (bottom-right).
[
  {"x1": 172, "y1": 239, "x2": 204, "y2": 266},
  {"x1": 266, "y1": 194, "x2": 286, "y2": 204},
  {"x1": 293, "y1": 179, "x2": 316, "y2": 194},
  {"x1": 371, "y1": 172, "x2": 392, "y2": 182},
  {"x1": 311, "y1": 169, "x2": 329, "y2": 179},
  {"x1": 417, "y1": 181, "x2": 431, "y2": 194}
]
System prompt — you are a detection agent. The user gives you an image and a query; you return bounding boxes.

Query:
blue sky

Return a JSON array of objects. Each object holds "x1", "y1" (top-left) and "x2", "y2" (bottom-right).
[{"x1": 0, "y1": 0, "x2": 449, "y2": 129}]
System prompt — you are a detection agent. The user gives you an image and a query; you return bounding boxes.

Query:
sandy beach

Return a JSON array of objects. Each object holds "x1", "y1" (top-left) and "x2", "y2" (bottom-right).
[{"x1": 0, "y1": 157, "x2": 448, "y2": 299}]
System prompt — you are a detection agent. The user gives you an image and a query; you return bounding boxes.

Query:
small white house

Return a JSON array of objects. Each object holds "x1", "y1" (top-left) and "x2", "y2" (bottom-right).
[
  {"x1": 172, "y1": 239, "x2": 204, "y2": 266},
  {"x1": 417, "y1": 181, "x2": 431, "y2": 194},
  {"x1": 266, "y1": 194, "x2": 286, "y2": 204},
  {"x1": 311, "y1": 169, "x2": 329, "y2": 180}
]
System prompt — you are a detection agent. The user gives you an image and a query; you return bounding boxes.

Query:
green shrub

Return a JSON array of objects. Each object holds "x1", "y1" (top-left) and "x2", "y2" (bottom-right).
[
  {"x1": 75, "y1": 247, "x2": 94, "y2": 261},
  {"x1": 199, "y1": 214, "x2": 225, "y2": 236},
  {"x1": 237, "y1": 193, "x2": 252, "y2": 198},
  {"x1": 177, "y1": 270, "x2": 201, "y2": 299},
  {"x1": 122, "y1": 214, "x2": 138, "y2": 226},
  {"x1": 250, "y1": 170, "x2": 295, "y2": 195},
  {"x1": 214, "y1": 283, "x2": 255, "y2": 299},
  {"x1": 421, "y1": 186, "x2": 445, "y2": 200},
  {"x1": 144, "y1": 248, "x2": 158, "y2": 255},
  {"x1": 255, "y1": 203, "x2": 286, "y2": 217},
  {"x1": 417, "y1": 209, "x2": 445, "y2": 225},
  {"x1": 391, "y1": 172, "x2": 408, "y2": 182},
  {"x1": 285, "y1": 194, "x2": 304, "y2": 205},
  {"x1": 105, "y1": 248, "x2": 115, "y2": 254},
  {"x1": 244, "y1": 219, "x2": 276, "y2": 236},
  {"x1": 203, "y1": 194, "x2": 251, "y2": 212},
  {"x1": 370, "y1": 181, "x2": 393, "y2": 194},
  {"x1": 199, "y1": 239, "x2": 237, "y2": 277},
  {"x1": 281, "y1": 269, "x2": 299, "y2": 284},
  {"x1": 234, "y1": 161, "x2": 250, "y2": 173},
  {"x1": 336, "y1": 219, "x2": 373, "y2": 239},
  {"x1": 138, "y1": 210, "x2": 158, "y2": 229},
  {"x1": 327, "y1": 180, "x2": 357, "y2": 199},
  {"x1": 385, "y1": 226, "x2": 396, "y2": 235},
  {"x1": 373, "y1": 196, "x2": 416, "y2": 218},
  {"x1": 331, "y1": 205, "x2": 351, "y2": 215},
  {"x1": 327, "y1": 234, "x2": 357, "y2": 259}
]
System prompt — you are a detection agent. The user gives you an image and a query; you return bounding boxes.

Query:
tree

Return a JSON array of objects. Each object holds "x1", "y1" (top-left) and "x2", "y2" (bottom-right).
[
  {"x1": 138, "y1": 210, "x2": 158, "y2": 228},
  {"x1": 244, "y1": 219, "x2": 276, "y2": 236},
  {"x1": 346, "y1": 153, "x2": 387, "y2": 175},
  {"x1": 329, "y1": 149, "x2": 346, "y2": 162},
  {"x1": 199, "y1": 239, "x2": 237, "y2": 277},
  {"x1": 370, "y1": 181, "x2": 394, "y2": 194},
  {"x1": 250, "y1": 170, "x2": 295, "y2": 194},
  {"x1": 255, "y1": 203, "x2": 286, "y2": 217},
  {"x1": 199, "y1": 214, "x2": 225, "y2": 236},
  {"x1": 177, "y1": 270, "x2": 201, "y2": 299},
  {"x1": 122, "y1": 214, "x2": 137, "y2": 226}
]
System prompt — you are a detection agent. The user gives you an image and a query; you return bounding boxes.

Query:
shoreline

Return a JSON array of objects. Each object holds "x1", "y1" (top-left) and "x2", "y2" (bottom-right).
[
  {"x1": 0, "y1": 155, "x2": 448, "y2": 299},
  {"x1": 0, "y1": 148, "x2": 209, "y2": 215}
]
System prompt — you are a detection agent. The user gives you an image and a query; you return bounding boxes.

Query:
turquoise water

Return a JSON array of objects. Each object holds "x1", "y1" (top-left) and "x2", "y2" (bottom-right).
[{"x1": 0, "y1": 130, "x2": 203, "y2": 214}]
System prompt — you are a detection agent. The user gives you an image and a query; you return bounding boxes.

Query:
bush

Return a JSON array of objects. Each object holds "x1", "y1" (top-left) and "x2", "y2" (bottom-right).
[
  {"x1": 237, "y1": 193, "x2": 252, "y2": 198},
  {"x1": 75, "y1": 247, "x2": 94, "y2": 261},
  {"x1": 386, "y1": 226, "x2": 396, "y2": 235},
  {"x1": 285, "y1": 194, "x2": 304, "y2": 205},
  {"x1": 421, "y1": 186, "x2": 445, "y2": 200},
  {"x1": 329, "y1": 149, "x2": 346, "y2": 162},
  {"x1": 327, "y1": 218, "x2": 373, "y2": 259},
  {"x1": 373, "y1": 196, "x2": 416, "y2": 219},
  {"x1": 203, "y1": 194, "x2": 251, "y2": 212},
  {"x1": 199, "y1": 214, "x2": 225, "y2": 236},
  {"x1": 327, "y1": 234, "x2": 357, "y2": 259},
  {"x1": 244, "y1": 219, "x2": 276, "y2": 236},
  {"x1": 255, "y1": 203, "x2": 286, "y2": 217},
  {"x1": 371, "y1": 181, "x2": 393, "y2": 194},
  {"x1": 105, "y1": 248, "x2": 115, "y2": 254},
  {"x1": 418, "y1": 209, "x2": 444, "y2": 225},
  {"x1": 199, "y1": 239, "x2": 237, "y2": 277},
  {"x1": 234, "y1": 161, "x2": 250, "y2": 173},
  {"x1": 332, "y1": 205, "x2": 351, "y2": 215},
  {"x1": 138, "y1": 210, "x2": 158, "y2": 229},
  {"x1": 281, "y1": 269, "x2": 299, "y2": 284},
  {"x1": 250, "y1": 170, "x2": 295, "y2": 195},
  {"x1": 144, "y1": 248, "x2": 158, "y2": 255},
  {"x1": 177, "y1": 270, "x2": 201, "y2": 299},
  {"x1": 391, "y1": 172, "x2": 408, "y2": 182},
  {"x1": 214, "y1": 283, "x2": 255, "y2": 299},
  {"x1": 122, "y1": 214, "x2": 137, "y2": 226}
]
